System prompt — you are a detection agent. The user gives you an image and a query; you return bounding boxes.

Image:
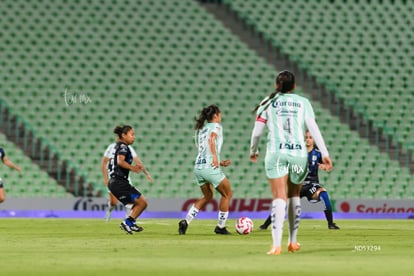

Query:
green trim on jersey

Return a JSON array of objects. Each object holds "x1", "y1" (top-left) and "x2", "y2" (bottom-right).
[
  {"x1": 257, "y1": 93, "x2": 315, "y2": 158},
  {"x1": 194, "y1": 122, "x2": 223, "y2": 169}
]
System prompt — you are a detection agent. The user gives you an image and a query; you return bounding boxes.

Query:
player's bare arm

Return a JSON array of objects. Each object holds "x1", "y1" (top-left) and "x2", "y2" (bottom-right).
[
  {"x1": 3, "y1": 157, "x2": 21, "y2": 173},
  {"x1": 101, "y1": 157, "x2": 110, "y2": 185},
  {"x1": 209, "y1": 132, "x2": 219, "y2": 168}
]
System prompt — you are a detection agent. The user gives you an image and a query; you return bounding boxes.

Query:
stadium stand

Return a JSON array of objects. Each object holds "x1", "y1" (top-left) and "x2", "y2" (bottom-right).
[
  {"x1": 223, "y1": 0, "x2": 414, "y2": 152},
  {"x1": 0, "y1": 0, "x2": 412, "y2": 199},
  {"x1": 0, "y1": 133, "x2": 72, "y2": 198}
]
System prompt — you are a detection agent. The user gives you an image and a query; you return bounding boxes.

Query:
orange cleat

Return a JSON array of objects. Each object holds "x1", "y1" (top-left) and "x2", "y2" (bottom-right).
[
  {"x1": 267, "y1": 246, "x2": 282, "y2": 255},
  {"x1": 287, "y1": 242, "x2": 301, "y2": 253}
]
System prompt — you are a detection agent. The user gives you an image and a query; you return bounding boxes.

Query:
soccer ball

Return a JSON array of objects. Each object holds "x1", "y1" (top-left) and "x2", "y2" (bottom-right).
[{"x1": 235, "y1": 217, "x2": 254, "y2": 235}]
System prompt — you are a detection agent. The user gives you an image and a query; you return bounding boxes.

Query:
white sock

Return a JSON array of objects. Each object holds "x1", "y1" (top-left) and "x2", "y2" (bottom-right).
[
  {"x1": 271, "y1": 198, "x2": 287, "y2": 247},
  {"x1": 217, "y1": 211, "x2": 229, "y2": 228},
  {"x1": 185, "y1": 204, "x2": 199, "y2": 224},
  {"x1": 288, "y1": 197, "x2": 301, "y2": 244},
  {"x1": 108, "y1": 201, "x2": 115, "y2": 212},
  {"x1": 124, "y1": 204, "x2": 132, "y2": 218}
]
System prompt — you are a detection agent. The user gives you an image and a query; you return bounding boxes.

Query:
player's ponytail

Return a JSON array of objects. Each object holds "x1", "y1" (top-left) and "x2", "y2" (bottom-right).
[
  {"x1": 252, "y1": 70, "x2": 295, "y2": 114},
  {"x1": 252, "y1": 91, "x2": 278, "y2": 114},
  {"x1": 194, "y1": 104, "x2": 220, "y2": 130},
  {"x1": 113, "y1": 125, "x2": 132, "y2": 138}
]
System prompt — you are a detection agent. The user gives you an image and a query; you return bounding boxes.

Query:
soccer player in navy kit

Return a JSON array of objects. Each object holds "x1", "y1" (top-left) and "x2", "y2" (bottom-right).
[
  {"x1": 259, "y1": 130, "x2": 339, "y2": 230},
  {"x1": 108, "y1": 125, "x2": 149, "y2": 234},
  {"x1": 0, "y1": 147, "x2": 21, "y2": 204},
  {"x1": 102, "y1": 136, "x2": 153, "y2": 221}
]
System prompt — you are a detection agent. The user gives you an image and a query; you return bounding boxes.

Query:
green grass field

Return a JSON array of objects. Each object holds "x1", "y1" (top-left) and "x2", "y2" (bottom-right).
[{"x1": 0, "y1": 218, "x2": 413, "y2": 275}]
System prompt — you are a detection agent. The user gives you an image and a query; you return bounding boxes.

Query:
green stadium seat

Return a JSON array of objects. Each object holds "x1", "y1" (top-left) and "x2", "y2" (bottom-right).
[{"x1": 0, "y1": 0, "x2": 412, "y2": 200}]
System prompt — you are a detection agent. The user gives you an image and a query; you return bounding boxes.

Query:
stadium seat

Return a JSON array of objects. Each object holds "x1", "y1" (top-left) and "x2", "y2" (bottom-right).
[
  {"x1": 0, "y1": 0, "x2": 412, "y2": 200},
  {"x1": 0, "y1": 133, "x2": 72, "y2": 198},
  {"x1": 225, "y1": 0, "x2": 414, "y2": 151}
]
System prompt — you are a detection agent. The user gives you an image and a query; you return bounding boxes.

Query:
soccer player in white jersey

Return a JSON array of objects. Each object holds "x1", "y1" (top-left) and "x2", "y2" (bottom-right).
[
  {"x1": 178, "y1": 105, "x2": 233, "y2": 235},
  {"x1": 102, "y1": 135, "x2": 153, "y2": 221},
  {"x1": 250, "y1": 70, "x2": 333, "y2": 255}
]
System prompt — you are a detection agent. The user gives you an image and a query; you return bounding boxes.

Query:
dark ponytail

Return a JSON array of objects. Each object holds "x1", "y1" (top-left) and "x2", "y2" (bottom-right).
[
  {"x1": 252, "y1": 70, "x2": 295, "y2": 113},
  {"x1": 252, "y1": 91, "x2": 278, "y2": 113},
  {"x1": 194, "y1": 105, "x2": 221, "y2": 130},
  {"x1": 113, "y1": 125, "x2": 132, "y2": 139}
]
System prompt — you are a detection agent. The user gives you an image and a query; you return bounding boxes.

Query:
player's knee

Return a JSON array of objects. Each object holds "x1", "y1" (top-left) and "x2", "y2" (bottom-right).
[
  {"x1": 288, "y1": 188, "x2": 300, "y2": 198},
  {"x1": 0, "y1": 196, "x2": 5, "y2": 203},
  {"x1": 218, "y1": 179, "x2": 232, "y2": 199},
  {"x1": 228, "y1": 189, "x2": 233, "y2": 198},
  {"x1": 223, "y1": 188, "x2": 233, "y2": 199},
  {"x1": 205, "y1": 193, "x2": 214, "y2": 201},
  {"x1": 139, "y1": 197, "x2": 148, "y2": 209}
]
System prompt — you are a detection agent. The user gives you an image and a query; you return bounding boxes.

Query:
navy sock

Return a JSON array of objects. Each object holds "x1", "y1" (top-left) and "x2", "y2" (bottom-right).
[
  {"x1": 320, "y1": 191, "x2": 332, "y2": 211},
  {"x1": 264, "y1": 215, "x2": 271, "y2": 228},
  {"x1": 125, "y1": 216, "x2": 135, "y2": 226},
  {"x1": 320, "y1": 192, "x2": 334, "y2": 224}
]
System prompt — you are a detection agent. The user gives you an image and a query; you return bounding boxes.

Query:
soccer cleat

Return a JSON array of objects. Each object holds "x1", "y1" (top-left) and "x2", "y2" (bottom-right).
[
  {"x1": 130, "y1": 224, "x2": 144, "y2": 232},
  {"x1": 328, "y1": 223, "x2": 340, "y2": 230},
  {"x1": 259, "y1": 224, "x2": 268, "y2": 230},
  {"x1": 287, "y1": 242, "x2": 301, "y2": 253},
  {"x1": 267, "y1": 246, "x2": 282, "y2": 255},
  {"x1": 120, "y1": 221, "x2": 133, "y2": 235},
  {"x1": 178, "y1": 219, "x2": 188, "y2": 235},
  {"x1": 214, "y1": 226, "x2": 231, "y2": 235}
]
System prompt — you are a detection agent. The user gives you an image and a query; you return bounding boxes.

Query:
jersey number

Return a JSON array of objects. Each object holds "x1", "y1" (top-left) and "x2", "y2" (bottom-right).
[{"x1": 283, "y1": 118, "x2": 292, "y2": 134}]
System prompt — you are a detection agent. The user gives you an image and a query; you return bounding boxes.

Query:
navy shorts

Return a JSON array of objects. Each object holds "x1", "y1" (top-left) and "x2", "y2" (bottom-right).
[
  {"x1": 108, "y1": 177, "x2": 141, "y2": 205},
  {"x1": 300, "y1": 182, "x2": 322, "y2": 202}
]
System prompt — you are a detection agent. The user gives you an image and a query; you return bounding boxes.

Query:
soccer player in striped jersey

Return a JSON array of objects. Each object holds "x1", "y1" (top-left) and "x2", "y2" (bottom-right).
[
  {"x1": 259, "y1": 130, "x2": 339, "y2": 230},
  {"x1": 250, "y1": 71, "x2": 332, "y2": 255},
  {"x1": 178, "y1": 105, "x2": 233, "y2": 235},
  {"x1": 0, "y1": 148, "x2": 21, "y2": 204}
]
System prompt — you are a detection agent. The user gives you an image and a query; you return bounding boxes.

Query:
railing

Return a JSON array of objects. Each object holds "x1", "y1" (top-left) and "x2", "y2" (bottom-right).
[{"x1": 0, "y1": 98, "x2": 91, "y2": 196}]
